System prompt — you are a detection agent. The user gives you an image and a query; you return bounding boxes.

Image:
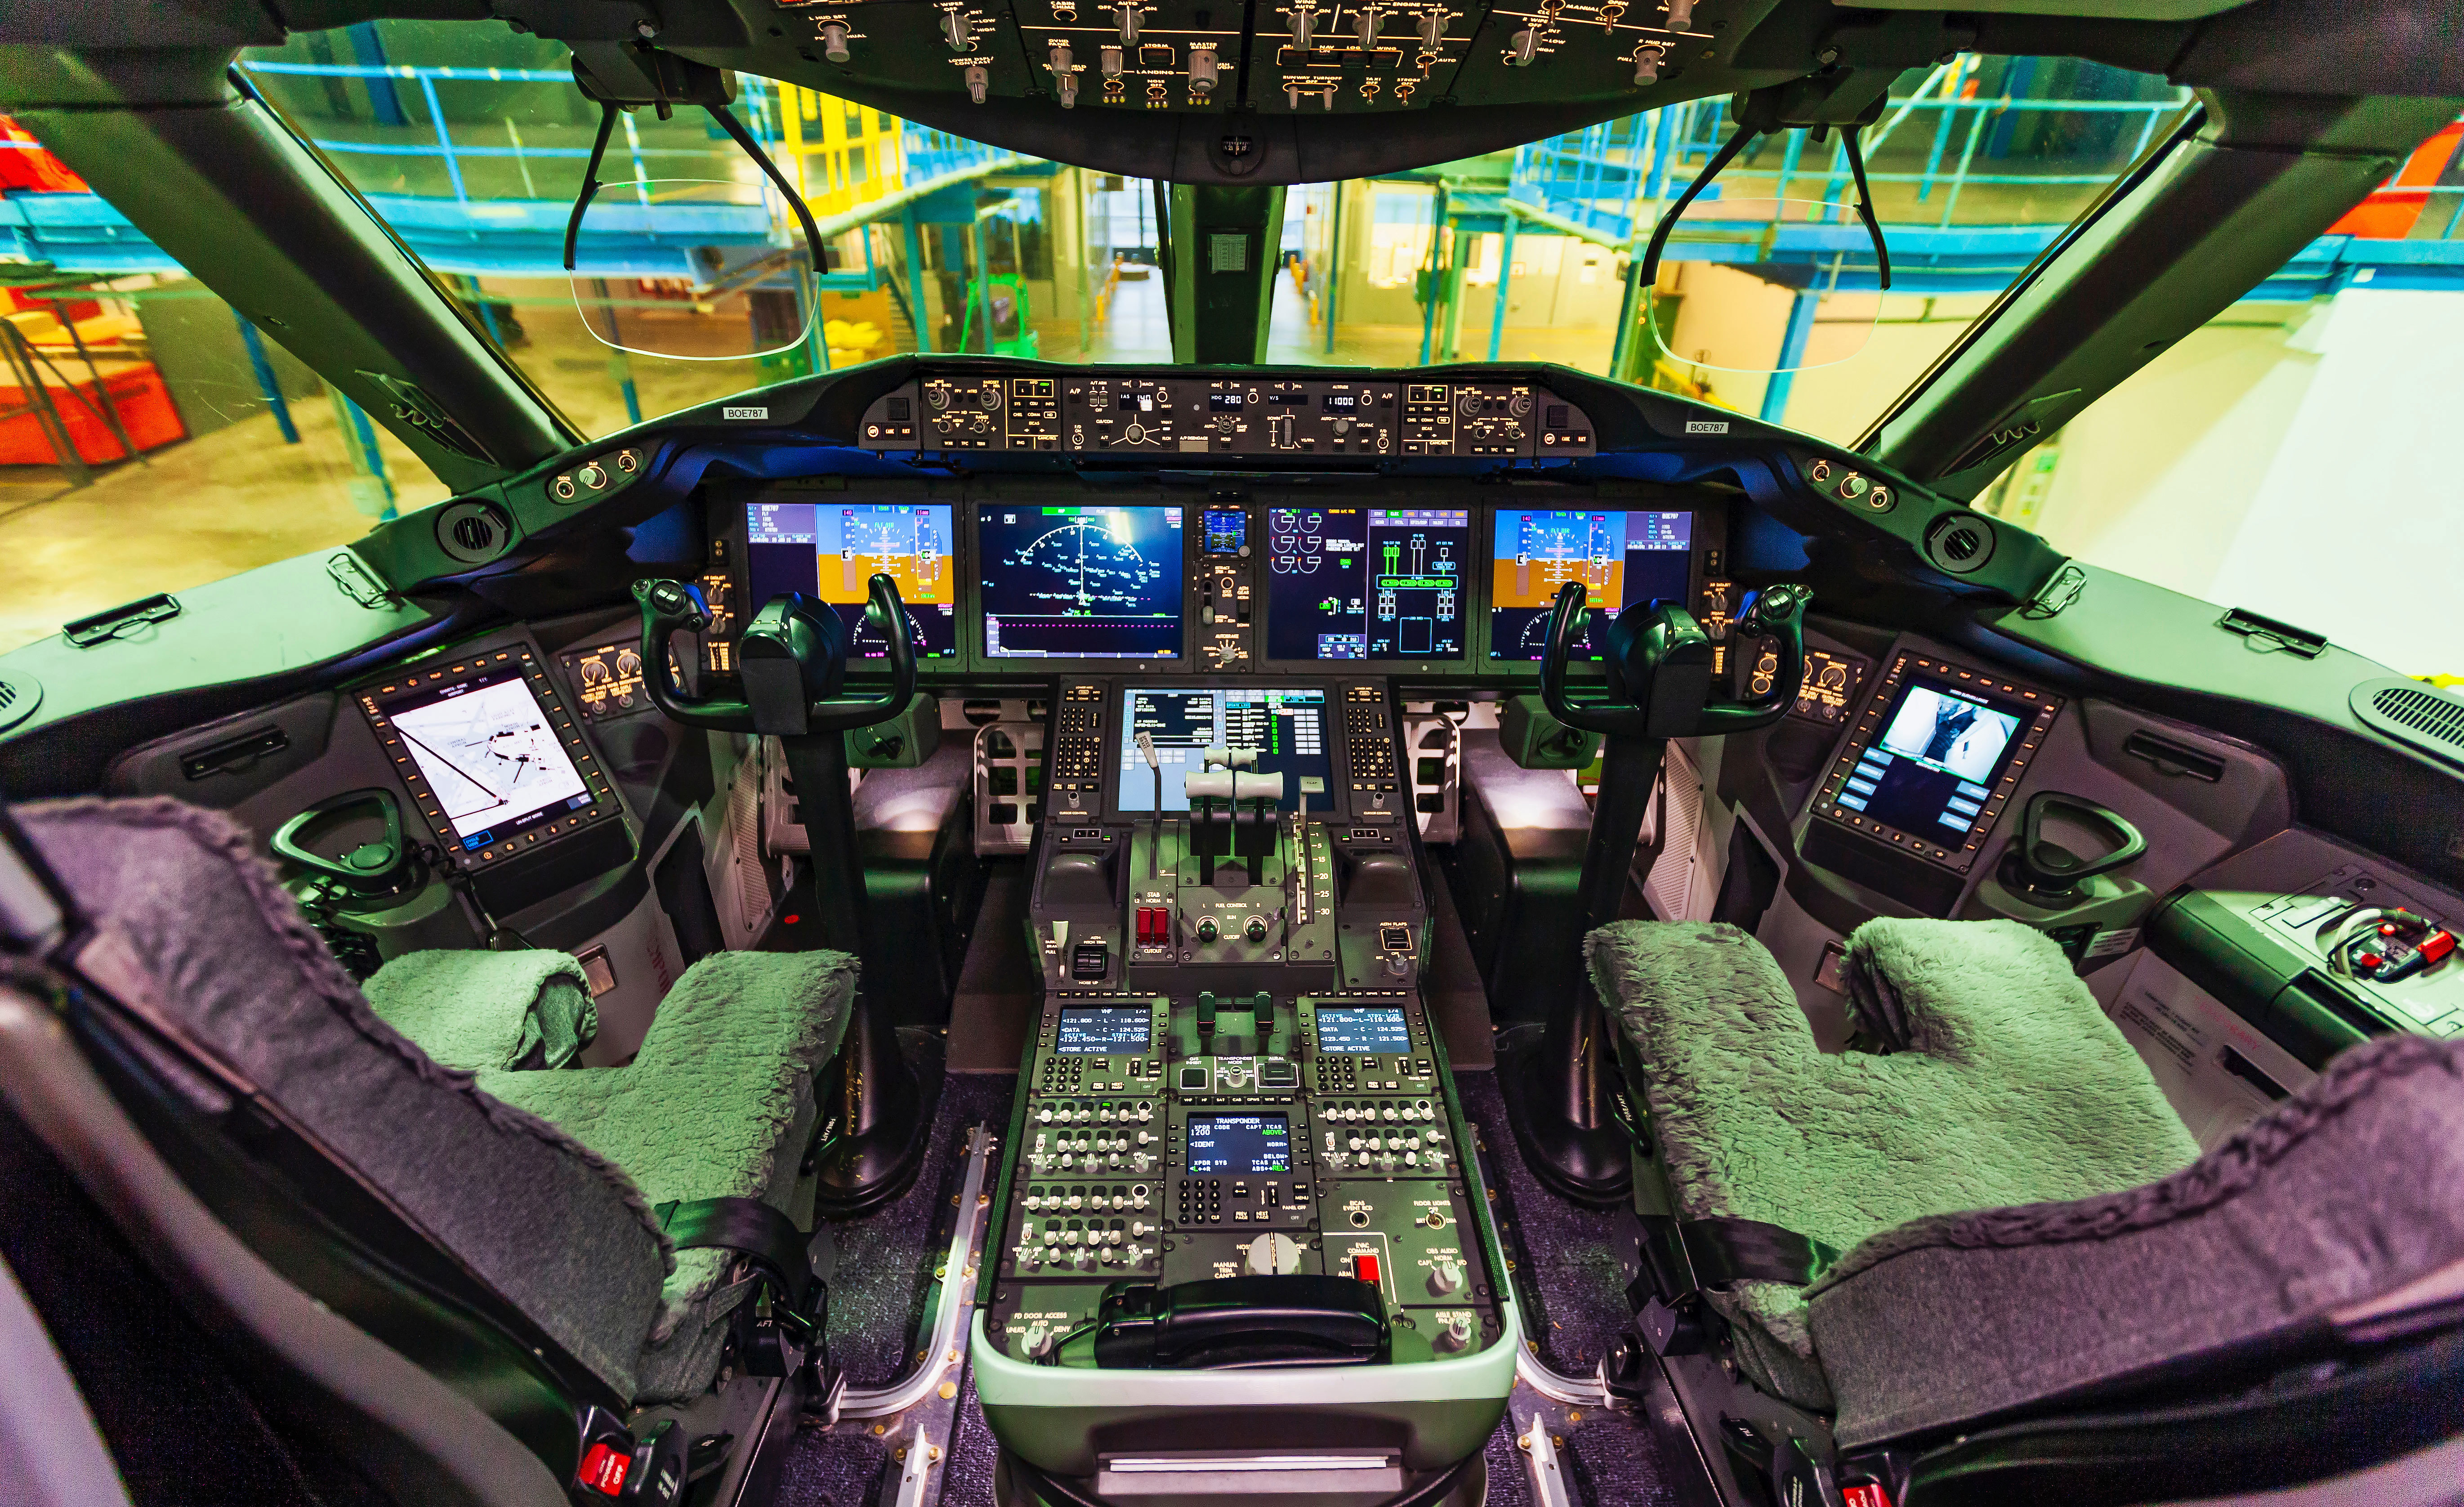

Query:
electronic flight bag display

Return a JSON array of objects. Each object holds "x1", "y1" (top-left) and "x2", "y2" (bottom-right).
[
  {"x1": 1488, "y1": 508, "x2": 1694, "y2": 661},
  {"x1": 745, "y1": 502, "x2": 958, "y2": 658},
  {"x1": 977, "y1": 505, "x2": 1185, "y2": 659},
  {"x1": 1264, "y1": 506, "x2": 1471, "y2": 662}
]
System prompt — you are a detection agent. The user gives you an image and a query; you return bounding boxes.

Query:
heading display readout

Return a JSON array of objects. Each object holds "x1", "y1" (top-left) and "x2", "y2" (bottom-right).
[
  {"x1": 1488, "y1": 509, "x2": 1693, "y2": 662},
  {"x1": 978, "y1": 505, "x2": 1184, "y2": 659},
  {"x1": 1264, "y1": 507, "x2": 1471, "y2": 662},
  {"x1": 1054, "y1": 1006, "x2": 1153, "y2": 1056},
  {"x1": 1184, "y1": 1113, "x2": 1294, "y2": 1176},
  {"x1": 745, "y1": 502, "x2": 958, "y2": 658},
  {"x1": 1312, "y1": 1007, "x2": 1412, "y2": 1055}
]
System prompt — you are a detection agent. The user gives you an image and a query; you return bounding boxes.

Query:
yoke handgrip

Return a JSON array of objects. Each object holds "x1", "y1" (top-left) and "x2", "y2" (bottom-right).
[
  {"x1": 633, "y1": 577, "x2": 754, "y2": 730},
  {"x1": 811, "y1": 573, "x2": 917, "y2": 733},
  {"x1": 1540, "y1": 580, "x2": 1647, "y2": 739},
  {"x1": 1087, "y1": 1276, "x2": 1389, "y2": 1369}
]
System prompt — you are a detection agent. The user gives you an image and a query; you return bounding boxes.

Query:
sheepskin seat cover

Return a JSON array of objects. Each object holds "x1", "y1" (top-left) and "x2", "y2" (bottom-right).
[
  {"x1": 366, "y1": 948, "x2": 597, "y2": 1070},
  {"x1": 1589, "y1": 917, "x2": 2198, "y2": 1408}
]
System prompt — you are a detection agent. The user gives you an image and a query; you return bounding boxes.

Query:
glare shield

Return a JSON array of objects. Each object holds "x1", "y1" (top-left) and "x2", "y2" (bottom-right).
[
  {"x1": 569, "y1": 179, "x2": 816, "y2": 361},
  {"x1": 1644, "y1": 198, "x2": 1883, "y2": 376}
]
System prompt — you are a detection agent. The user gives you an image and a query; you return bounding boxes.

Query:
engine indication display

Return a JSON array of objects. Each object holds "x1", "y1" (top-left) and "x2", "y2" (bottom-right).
[
  {"x1": 979, "y1": 506, "x2": 1184, "y2": 659},
  {"x1": 1488, "y1": 509, "x2": 1695, "y2": 662},
  {"x1": 1313, "y1": 1007, "x2": 1412, "y2": 1055},
  {"x1": 745, "y1": 502, "x2": 958, "y2": 659},
  {"x1": 1264, "y1": 508, "x2": 1470, "y2": 662},
  {"x1": 1184, "y1": 1113, "x2": 1293, "y2": 1176},
  {"x1": 1056, "y1": 1006, "x2": 1154, "y2": 1056},
  {"x1": 1116, "y1": 687, "x2": 1329, "y2": 813}
]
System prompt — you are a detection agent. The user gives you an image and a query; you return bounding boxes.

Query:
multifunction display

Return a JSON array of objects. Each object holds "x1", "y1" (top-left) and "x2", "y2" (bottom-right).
[
  {"x1": 1264, "y1": 507, "x2": 1471, "y2": 662},
  {"x1": 1184, "y1": 1113, "x2": 1294, "y2": 1176},
  {"x1": 1116, "y1": 687, "x2": 1329, "y2": 813},
  {"x1": 380, "y1": 666, "x2": 591, "y2": 850},
  {"x1": 1313, "y1": 1007, "x2": 1412, "y2": 1055},
  {"x1": 978, "y1": 506, "x2": 1184, "y2": 659},
  {"x1": 744, "y1": 502, "x2": 958, "y2": 659},
  {"x1": 1812, "y1": 653, "x2": 2064, "y2": 873},
  {"x1": 1055, "y1": 1006, "x2": 1154, "y2": 1056},
  {"x1": 1488, "y1": 509, "x2": 1694, "y2": 661}
]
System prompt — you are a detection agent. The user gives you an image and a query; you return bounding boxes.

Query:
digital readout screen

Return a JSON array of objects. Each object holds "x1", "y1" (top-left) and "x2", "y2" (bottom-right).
[
  {"x1": 1312, "y1": 1007, "x2": 1412, "y2": 1055},
  {"x1": 1184, "y1": 1113, "x2": 1293, "y2": 1176},
  {"x1": 1054, "y1": 1006, "x2": 1152, "y2": 1056}
]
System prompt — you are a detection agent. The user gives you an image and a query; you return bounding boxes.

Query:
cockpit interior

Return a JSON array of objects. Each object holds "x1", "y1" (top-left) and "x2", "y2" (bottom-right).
[{"x1": 3, "y1": 2, "x2": 2463, "y2": 1507}]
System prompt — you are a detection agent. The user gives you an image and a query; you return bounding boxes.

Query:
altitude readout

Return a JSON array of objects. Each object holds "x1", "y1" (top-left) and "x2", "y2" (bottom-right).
[
  {"x1": 1185, "y1": 1113, "x2": 1293, "y2": 1176},
  {"x1": 1264, "y1": 507, "x2": 1469, "y2": 661},
  {"x1": 1054, "y1": 1006, "x2": 1153, "y2": 1056},
  {"x1": 1312, "y1": 1007, "x2": 1413, "y2": 1055}
]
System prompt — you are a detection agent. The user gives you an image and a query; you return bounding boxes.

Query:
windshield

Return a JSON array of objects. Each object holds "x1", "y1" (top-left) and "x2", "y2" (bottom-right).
[{"x1": 5, "y1": 27, "x2": 2460, "y2": 671}]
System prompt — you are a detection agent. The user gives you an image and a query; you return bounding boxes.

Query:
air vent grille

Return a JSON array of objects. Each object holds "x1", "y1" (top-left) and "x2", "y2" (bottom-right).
[
  {"x1": 0, "y1": 674, "x2": 41, "y2": 733},
  {"x1": 1922, "y1": 513, "x2": 1997, "y2": 575},
  {"x1": 2350, "y1": 679, "x2": 2464, "y2": 769}
]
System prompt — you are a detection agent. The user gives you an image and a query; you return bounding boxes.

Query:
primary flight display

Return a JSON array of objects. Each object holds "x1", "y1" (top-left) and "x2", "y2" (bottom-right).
[
  {"x1": 745, "y1": 502, "x2": 958, "y2": 658},
  {"x1": 1488, "y1": 509, "x2": 1694, "y2": 661}
]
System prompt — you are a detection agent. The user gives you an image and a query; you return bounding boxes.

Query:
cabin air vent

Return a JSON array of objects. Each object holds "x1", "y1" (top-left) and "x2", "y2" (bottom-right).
[
  {"x1": 1922, "y1": 512, "x2": 1996, "y2": 575},
  {"x1": 0, "y1": 674, "x2": 40, "y2": 734},
  {"x1": 2351, "y1": 680, "x2": 2464, "y2": 770},
  {"x1": 433, "y1": 499, "x2": 517, "y2": 567}
]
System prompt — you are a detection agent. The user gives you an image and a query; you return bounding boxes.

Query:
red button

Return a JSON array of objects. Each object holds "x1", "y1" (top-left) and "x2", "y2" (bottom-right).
[
  {"x1": 578, "y1": 1442, "x2": 629, "y2": 1496},
  {"x1": 1355, "y1": 1253, "x2": 1380, "y2": 1287}
]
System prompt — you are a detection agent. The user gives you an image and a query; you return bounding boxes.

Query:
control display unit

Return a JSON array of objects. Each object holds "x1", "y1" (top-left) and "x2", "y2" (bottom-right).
[
  {"x1": 1264, "y1": 507, "x2": 1471, "y2": 663},
  {"x1": 1115, "y1": 686, "x2": 1329, "y2": 813},
  {"x1": 1488, "y1": 508, "x2": 1695, "y2": 661},
  {"x1": 1056, "y1": 1006, "x2": 1154, "y2": 1056},
  {"x1": 354, "y1": 644, "x2": 624, "y2": 872},
  {"x1": 1811, "y1": 652, "x2": 2062, "y2": 872},
  {"x1": 1184, "y1": 1113, "x2": 1294, "y2": 1175},
  {"x1": 978, "y1": 505, "x2": 1184, "y2": 660},
  {"x1": 744, "y1": 501, "x2": 957, "y2": 659},
  {"x1": 1314, "y1": 1006, "x2": 1413, "y2": 1055}
]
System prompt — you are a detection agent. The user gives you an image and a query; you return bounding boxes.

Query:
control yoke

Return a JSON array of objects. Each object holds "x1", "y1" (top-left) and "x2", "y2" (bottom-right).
[
  {"x1": 1538, "y1": 578, "x2": 1812, "y2": 741},
  {"x1": 632, "y1": 573, "x2": 918, "y2": 736},
  {"x1": 629, "y1": 571, "x2": 930, "y2": 1218}
]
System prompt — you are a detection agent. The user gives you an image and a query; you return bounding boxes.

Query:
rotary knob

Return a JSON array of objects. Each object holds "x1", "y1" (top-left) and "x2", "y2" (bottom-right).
[
  {"x1": 1432, "y1": 1313, "x2": 1474, "y2": 1353},
  {"x1": 1245, "y1": 916, "x2": 1270, "y2": 943},
  {"x1": 1456, "y1": 390, "x2": 1482, "y2": 417},
  {"x1": 1509, "y1": 392, "x2": 1533, "y2": 418},
  {"x1": 1245, "y1": 1233, "x2": 1304, "y2": 1276},
  {"x1": 1427, "y1": 1258, "x2": 1465, "y2": 1296},
  {"x1": 1195, "y1": 916, "x2": 1219, "y2": 944},
  {"x1": 978, "y1": 384, "x2": 1003, "y2": 411},
  {"x1": 924, "y1": 385, "x2": 951, "y2": 411}
]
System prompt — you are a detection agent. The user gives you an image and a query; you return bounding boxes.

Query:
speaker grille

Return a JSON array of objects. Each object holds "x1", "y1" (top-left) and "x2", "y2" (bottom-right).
[
  {"x1": 2350, "y1": 679, "x2": 2464, "y2": 769},
  {"x1": 0, "y1": 675, "x2": 40, "y2": 733}
]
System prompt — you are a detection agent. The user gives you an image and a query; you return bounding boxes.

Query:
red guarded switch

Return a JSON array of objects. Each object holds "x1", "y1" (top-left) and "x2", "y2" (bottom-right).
[
  {"x1": 1354, "y1": 1253, "x2": 1381, "y2": 1288},
  {"x1": 578, "y1": 1441, "x2": 630, "y2": 1497}
]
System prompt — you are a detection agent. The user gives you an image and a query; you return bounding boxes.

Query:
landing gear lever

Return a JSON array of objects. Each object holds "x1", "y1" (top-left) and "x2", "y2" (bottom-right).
[
  {"x1": 635, "y1": 573, "x2": 930, "y2": 1217},
  {"x1": 1508, "y1": 580, "x2": 1812, "y2": 1205}
]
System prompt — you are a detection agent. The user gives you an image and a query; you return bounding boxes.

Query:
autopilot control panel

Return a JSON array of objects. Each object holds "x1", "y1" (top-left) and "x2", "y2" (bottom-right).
[{"x1": 985, "y1": 675, "x2": 1505, "y2": 1367}]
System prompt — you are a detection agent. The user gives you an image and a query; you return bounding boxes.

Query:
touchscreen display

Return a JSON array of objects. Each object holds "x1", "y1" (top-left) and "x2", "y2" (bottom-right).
[
  {"x1": 979, "y1": 505, "x2": 1183, "y2": 659},
  {"x1": 1184, "y1": 1113, "x2": 1293, "y2": 1176},
  {"x1": 1055, "y1": 1006, "x2": 1152, "y2": 1056},
  {"x1": 744, "y1": 502, "x2": 958, "y2": 659},
  {"x1": 1488, "y1": 509, "x2": 1693, "y2": 661},
  {"x1": 1314, "y1": 1007, "x2": 1412, "y2": 1055},
  {"x1": 379, "y1": 668, "x2": 593, "y2": 850},
  {"x1": 1264, "y1": 507, "x2": 1470, "y2": 661},
  {"x1": 1835, "y1": 676, "x2": 2032, "y2": 841},
  {"x1": 1203, "y1": 507, "x2": 1247, "y2": 555},
  {"x1": 1116, "y1": 687, "x2": 1329, "y2": 813}
]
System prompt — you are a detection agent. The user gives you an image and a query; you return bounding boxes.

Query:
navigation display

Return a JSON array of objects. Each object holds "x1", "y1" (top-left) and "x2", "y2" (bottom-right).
[
  {"x1": 978, "y1": 505, "x2": 1183, "y2": 659},
  {"x1": 1055, "y1": 1006, "x2": 1152, "y2": 1056},
  {"x1": 744, "y1": 502, "x2": 958, "y2": 659},
  {"x1": 1835, "y1": 675, "x2": 2032, "y2": 841},
  {"x1": 1488, "y1": 509, "x2": 1694, "y2": 662},
  {"x1": 1184, "y1": 1113, "x2": 1293, "y2": 1176},
  {"x1": 1313, "y1": 1007, "x2": 1412, "y2": 1055},
  {"x1": 1116, "y1": 687, "x2": 1329, "y2": 813},
  {"x1": 379, "y1": 668, "x2": 593, "y2": 850},
  {"x1": 1264, "y1": 507, "x2": 1470, "y2": 661}
]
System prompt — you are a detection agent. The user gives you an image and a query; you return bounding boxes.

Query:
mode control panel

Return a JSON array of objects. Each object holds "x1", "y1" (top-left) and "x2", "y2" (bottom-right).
[{"x1": 863, "y1": 371, "x2": 1596, "y2": 461}]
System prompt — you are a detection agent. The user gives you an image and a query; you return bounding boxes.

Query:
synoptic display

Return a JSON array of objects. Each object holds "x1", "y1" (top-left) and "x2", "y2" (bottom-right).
[
  {"x1": 1264, "y1": 507, "x2": 1471, "y2": 662},
  {"x1": 979, "y1": 506, "x2": 1185, "y2": 659},
  {"x1": 745, "y1": 501, "x2": 958, "y2": 658},
  {"x1": 1488, "y1": 508, "x2": 1694, "y2": 661}
]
